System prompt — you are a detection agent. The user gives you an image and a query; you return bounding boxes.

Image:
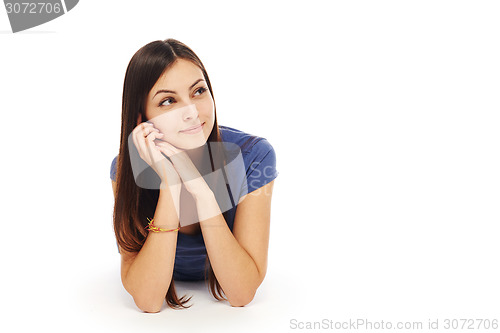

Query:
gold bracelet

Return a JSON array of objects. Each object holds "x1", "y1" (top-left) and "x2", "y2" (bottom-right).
[{"x1": 145, "y1": 217, "x2": 180, "y2": 233}]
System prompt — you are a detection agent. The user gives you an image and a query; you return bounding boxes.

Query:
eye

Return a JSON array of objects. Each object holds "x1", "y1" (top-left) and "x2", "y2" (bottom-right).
[
  {"x1": 193, "y1": 86, "x2": 207, "y2": 97},
  {"x1": 159, "y1": 97, "x2": 175, "y2": 107}
]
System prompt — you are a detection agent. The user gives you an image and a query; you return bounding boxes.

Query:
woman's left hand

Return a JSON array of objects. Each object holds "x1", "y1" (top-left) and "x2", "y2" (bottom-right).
[{"x1": 154, "y1": 140, "x2": 212, "y2": 198}]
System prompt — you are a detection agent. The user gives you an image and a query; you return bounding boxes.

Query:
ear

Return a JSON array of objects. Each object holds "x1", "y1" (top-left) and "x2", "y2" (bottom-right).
[{"x1": 137, "y1": 113, "x2": 143, "y2": 126}]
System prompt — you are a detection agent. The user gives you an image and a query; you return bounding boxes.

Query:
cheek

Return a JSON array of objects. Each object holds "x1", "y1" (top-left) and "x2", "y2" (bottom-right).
[
  {"x1": 151, "y1": 113, "x2": 179, "y2": 136},
  {"x1": 197, "y1": 98, "x2": 215, "y2": 118}
]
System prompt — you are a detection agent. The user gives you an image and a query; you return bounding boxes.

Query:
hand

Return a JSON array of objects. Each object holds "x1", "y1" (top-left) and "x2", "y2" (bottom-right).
[
  {"x1": 131, "y1": 122, "x2": 181, "y2": 190},
  {"x1": 154, "y1": 140, "x2": 212, "y2": 198}
]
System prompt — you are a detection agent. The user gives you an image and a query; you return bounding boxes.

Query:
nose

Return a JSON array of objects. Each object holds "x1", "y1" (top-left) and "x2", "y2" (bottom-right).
[{"x1": 182, "y1": 104, "x2": 199, "y2": 121}]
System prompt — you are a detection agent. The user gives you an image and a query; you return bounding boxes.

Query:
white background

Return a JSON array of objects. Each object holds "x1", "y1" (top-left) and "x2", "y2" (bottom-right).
[{"x1": 1, "y1": 1, "x2": 499, "y2": 332}]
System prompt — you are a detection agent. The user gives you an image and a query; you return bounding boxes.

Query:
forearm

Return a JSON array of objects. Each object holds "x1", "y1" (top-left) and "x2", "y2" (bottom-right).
[
  {"x1": 196, "y1": 191, "x2": 262, "y2": 306},
  {"x1": 123, "y1": 185, "x2": 180, "y2": 311}
]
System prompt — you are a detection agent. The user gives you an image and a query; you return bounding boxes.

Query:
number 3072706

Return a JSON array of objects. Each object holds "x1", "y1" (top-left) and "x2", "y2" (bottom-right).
[{"x1": 5, "y1": 2, "x2": 62, "y2": 14}]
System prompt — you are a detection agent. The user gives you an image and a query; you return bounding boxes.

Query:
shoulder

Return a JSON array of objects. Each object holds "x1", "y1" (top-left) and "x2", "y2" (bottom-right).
[
  {"x1": 219, "y1": 125, "x2": 275, "y2": 157},
  {"x1": 219, "y1": 125, "x2": 277, "y2": 195},
  {"x1": 110, "y1": 155, "x2": 118, "y2": 181}
]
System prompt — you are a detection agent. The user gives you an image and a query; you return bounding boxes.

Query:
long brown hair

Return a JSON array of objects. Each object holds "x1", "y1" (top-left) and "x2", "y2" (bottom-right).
[{"x1": 113, "y1": 38, "x2": 228, "y2": 308}]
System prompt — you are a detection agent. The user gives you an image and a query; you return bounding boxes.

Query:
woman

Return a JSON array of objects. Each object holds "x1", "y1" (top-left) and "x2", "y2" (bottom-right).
[{"x1": 110, "y1": 38, "x2": 278, "y2": 312}]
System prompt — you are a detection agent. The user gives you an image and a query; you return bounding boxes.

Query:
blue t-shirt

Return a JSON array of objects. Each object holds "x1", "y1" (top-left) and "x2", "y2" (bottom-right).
[{"x1": 110, "y1": 125, "x2": 278, "y2": 281}]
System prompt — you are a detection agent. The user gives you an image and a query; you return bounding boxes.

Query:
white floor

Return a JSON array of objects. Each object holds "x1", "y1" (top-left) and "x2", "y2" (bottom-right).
[
  {"x1": 74, "y1": 264, "x2": 295, "y2": 333},
  {"x1": 2, "y1": 195, "x2": 499, "y2": 333}
]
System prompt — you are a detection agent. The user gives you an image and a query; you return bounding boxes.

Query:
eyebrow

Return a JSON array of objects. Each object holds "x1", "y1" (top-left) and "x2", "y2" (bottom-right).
[{"x1": 153, "y1": 78, "x2": 205, "y2": 98}]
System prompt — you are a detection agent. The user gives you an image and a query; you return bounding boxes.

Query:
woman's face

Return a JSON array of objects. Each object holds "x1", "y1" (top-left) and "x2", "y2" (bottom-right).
[{"x1": 144, "y1": 58, "x2": 215, "y2": 150}]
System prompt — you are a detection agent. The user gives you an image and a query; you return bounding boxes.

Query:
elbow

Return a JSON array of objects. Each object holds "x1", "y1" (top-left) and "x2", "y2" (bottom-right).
[
  {"x1": 229, "y1": 273, "x2": 266, "y2": 307},
  {"x1": 134, "y1": 296, "x2": 164, "y2": 313},
  {"x1": 228, "y1": 291, "x2": 256, "y2": 307},
  {"x1": 124, "y1": 280, "x2": 167, "y2": 313}
]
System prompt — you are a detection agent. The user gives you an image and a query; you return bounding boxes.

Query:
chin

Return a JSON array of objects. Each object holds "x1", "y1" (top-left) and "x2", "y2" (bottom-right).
[{"x1": 175, "y1": 135, "x2": 208, "y2": 150}]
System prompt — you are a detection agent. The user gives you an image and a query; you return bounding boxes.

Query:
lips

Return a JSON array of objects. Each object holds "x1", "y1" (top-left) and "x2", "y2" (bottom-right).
[{"x1": 180, "y1": 122, "x2": 205, "y2": 134}]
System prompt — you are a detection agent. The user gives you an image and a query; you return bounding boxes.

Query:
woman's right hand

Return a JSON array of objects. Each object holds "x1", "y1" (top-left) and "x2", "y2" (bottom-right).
[{"x1": 131, "y1": 122, "x2": 181, "y2": 190}]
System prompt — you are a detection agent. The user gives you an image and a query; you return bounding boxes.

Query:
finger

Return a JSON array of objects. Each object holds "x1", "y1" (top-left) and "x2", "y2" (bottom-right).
[
  {"x1": 132, "y1": 123, "x2": 157, "y2": 144},
  {"x1": 156, "y1": 140, "x2": 180, "y2": 153},
  {"x1": 138, "y1": 123, "x2": 158, "y2": 138},
  {"x1": 134, "y1": 124, "x2": 158, "y2": 158},
  {"x1": 156, "y1": 143, "x2": 175, "y2": 158},
  {"x1": 131, "y1": 123, "x2": 151, "y2": 151},
  {"x1": 134, "y1": 127, "x2": 149, "y2": 159},
  {"x1": 145, "y1": 130, "x2": 163, "y2": 142},
  {"x1": 145, "y1": 131, "x2": 163, "y2": 151},
  {"x1": 132, "y1": 122, "x2": 153, "y2": 135},
  {"x1": 155, "y1": 141, "x2": 177, "y2": 153},
  {"x1": 146, "y1": 132, "x2": 165, "y2": 157},
  {"x1": 131, "y1": 123, "x2": 148, "y2": 152},
  {"x1": 145, "y1": 131, "x2": 165, "y2": 161}
]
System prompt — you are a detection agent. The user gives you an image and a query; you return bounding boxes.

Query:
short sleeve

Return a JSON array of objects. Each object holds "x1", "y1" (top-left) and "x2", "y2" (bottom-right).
[
  {"x1": 243, "y1": 138, "x2": 278, "y2": 195},
  {"x1": 110, "y1": 155, "x2": 118, "y2": 182},
  {"x1": 110, "y1": 155, "x2": 119, "y2": 253}
]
